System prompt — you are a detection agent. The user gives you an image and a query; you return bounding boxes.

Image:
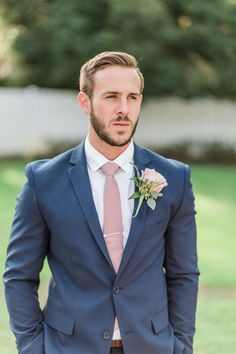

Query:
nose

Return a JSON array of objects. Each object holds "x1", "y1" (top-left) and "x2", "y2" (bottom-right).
[{"x1": 115, "y1": 98, "x2": 129, "y2": 117}]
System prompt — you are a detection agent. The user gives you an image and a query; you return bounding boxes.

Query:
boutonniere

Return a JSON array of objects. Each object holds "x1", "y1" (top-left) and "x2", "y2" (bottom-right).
[{"x1": 129, "y1": 164, "x2": 168, "y2": 218}]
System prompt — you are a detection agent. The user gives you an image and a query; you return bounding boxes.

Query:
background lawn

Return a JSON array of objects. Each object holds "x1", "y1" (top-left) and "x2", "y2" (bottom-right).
[{"x1": 0, "y1": 160, "x2": 236, "y2": 353}]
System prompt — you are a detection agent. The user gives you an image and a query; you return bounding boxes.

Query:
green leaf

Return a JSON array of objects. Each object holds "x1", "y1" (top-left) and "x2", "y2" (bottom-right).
[
  {"x1": 128, "y1": 192, "x2": 140, "y2": 200},
  {"x1": 133, "y1": 176, "x2": 140, "y2": 185},
  {"x1": 156, "y1": 192, "x2": 163, "y2": 197},
  {"x1": 147, "y1": 198, "x2": 156, "y2": 210},
  {"x1": 153, "y1": 192, "x2": 163, "y2": 198}
]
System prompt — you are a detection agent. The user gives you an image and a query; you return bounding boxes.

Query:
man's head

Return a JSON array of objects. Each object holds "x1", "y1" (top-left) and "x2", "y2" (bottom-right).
[
  {"x1": 80, "y1": 51, "x2": 144, "y2": 98},
  {"x1": 78, "y1": 51, "x2": 144, "y2": 156}
]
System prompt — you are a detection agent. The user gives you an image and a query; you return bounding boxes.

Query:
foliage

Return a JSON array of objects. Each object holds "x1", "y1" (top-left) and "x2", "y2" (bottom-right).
[
  {"x1": 1, "y1": 0, "x2": 236, "y2": 98},
  {"x1": 7, "y1": 139, "x2": 235, "y2": 164}
]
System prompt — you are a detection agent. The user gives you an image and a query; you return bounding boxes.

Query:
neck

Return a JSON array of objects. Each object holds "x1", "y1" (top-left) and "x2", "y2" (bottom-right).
[{"x1": 88, "y1": 133, "x2": 130, "y2": 160}]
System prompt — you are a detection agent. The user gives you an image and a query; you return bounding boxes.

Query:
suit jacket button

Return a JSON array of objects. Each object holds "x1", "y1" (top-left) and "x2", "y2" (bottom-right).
[
  {"x1": 113, "y1": 286, "x2": 120, "y2": 294},
  {"x1": 102, "y1": 331, "x2": 111, "y2": 340}
]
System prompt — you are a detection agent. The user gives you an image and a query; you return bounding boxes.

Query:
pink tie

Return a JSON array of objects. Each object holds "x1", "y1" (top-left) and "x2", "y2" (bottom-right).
[
  {"x1": 101, "y1": 162, "x2": 123, "y2": 273},
  {"x1": 101, "y1": 162, "x2": 123, "y2": 332}
]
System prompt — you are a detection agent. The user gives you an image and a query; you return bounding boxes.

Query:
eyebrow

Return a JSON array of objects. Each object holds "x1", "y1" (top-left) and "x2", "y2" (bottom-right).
[{"x1": 102, "y1": 91, "x2": 141, "y2": 96}]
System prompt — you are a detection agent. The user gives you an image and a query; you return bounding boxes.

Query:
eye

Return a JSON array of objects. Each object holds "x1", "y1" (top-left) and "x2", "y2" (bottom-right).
[
  {"x1": 129, "y1": 95, "x2": 137, "y2": 100},
  {"x1": 106, "y1": 95, "x2": 117, "y2": 99}
]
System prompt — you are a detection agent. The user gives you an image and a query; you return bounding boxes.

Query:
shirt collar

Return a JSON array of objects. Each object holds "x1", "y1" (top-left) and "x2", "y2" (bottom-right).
[{"x1": 85, "y1": 136, "x2": 134, "y2": 175}]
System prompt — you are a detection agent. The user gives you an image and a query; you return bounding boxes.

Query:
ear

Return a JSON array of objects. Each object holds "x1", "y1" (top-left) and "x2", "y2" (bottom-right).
[
  {"x1": 139, "y1": 94, "x2": 143, "y2": 105},
  {"x1": 77, "y1": 92, "x2": 91, "y2": 115}
]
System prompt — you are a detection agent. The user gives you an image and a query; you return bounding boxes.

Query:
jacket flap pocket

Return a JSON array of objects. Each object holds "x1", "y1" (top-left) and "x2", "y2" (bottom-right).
[
  {"x1": 43, "y1": 307, "x2": 74, "y2": 335},
  {"x1": 151, "y1": 307, "x2": 169, "y2": 334}
]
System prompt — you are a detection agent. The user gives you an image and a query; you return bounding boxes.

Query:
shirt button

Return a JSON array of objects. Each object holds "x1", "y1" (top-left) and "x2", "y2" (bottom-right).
[
  {"x1": 102, "y1": 331, "x2": 111, "y2": 340},
  {"x1": 113, "y1": 286, "x2": 120, "y2": 294}
]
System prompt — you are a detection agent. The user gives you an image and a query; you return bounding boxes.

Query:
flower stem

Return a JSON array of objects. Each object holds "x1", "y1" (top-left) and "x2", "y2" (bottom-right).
[{"x1": 133, "y1": 195, "x2": 144, "y2": 218}]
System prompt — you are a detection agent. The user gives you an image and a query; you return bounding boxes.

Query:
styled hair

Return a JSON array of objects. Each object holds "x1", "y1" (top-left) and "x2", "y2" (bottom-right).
[{"x1": 79, "y1": 51, "x2": 144, "y2": 97}]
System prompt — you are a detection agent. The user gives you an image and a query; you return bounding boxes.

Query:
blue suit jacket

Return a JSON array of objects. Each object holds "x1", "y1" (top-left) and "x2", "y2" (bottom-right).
[{"x1": 4, "y1": 142, "x2": 199, "y2": 354}]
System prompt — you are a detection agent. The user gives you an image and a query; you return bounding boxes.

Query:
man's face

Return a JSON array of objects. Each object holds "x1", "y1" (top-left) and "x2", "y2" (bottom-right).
[{"x1": 88, "y1": 65, "x2": 142, "y2": 147}]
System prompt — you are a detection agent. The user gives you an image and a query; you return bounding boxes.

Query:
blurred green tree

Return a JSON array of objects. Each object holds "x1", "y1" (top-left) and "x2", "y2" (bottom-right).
[{"x1": 1, "y1": 0, "x2": 236, "y2": 98}]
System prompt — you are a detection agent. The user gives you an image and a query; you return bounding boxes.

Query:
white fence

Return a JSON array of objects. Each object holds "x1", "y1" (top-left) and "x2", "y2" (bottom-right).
[{"x1": 0, "y1": 87, "x2": 236, "y2": 156}]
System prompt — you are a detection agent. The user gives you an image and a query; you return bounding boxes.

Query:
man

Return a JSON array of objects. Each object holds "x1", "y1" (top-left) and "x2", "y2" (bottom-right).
[{"x1": 4, "y1": 51, "x2": 199, "y2": 354}]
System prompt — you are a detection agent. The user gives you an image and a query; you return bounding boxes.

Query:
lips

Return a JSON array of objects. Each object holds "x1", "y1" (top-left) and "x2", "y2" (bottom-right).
[{"x1": 113, "y1": 122, "x2": 129, "y2": 126}]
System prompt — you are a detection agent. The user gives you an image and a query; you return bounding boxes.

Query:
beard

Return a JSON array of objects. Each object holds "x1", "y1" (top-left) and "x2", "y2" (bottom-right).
[{"x1": 90, "y1": 106, "x2": 139, "y2": 147}]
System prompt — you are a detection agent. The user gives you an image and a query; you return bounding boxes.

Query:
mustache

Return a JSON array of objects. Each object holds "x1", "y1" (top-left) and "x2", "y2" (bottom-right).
[{"x1": 112, "y1": 116, "x2": 130, "y2": 122}]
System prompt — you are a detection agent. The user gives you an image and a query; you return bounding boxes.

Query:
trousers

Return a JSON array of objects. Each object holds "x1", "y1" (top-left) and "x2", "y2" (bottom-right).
[{"x1": 109, "y1": 347, "x2": 124, "y2": 354}]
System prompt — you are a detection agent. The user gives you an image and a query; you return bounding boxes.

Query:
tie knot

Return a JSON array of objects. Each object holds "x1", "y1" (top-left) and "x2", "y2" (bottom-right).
[{"x1": 101, "y1": 162, "x2": 120, "y2": 176}]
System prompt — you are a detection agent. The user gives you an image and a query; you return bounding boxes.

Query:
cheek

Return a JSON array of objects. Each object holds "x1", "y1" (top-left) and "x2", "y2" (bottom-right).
[
  {"x1": 130, "y1": 101, "x2": 141, "y2": 113},
  {"x1": 95, "y1": 102, "x2": 113, "y2": 114},
  {"x1": 130, "y1": 106, "x2": 140, "y2": 120}
]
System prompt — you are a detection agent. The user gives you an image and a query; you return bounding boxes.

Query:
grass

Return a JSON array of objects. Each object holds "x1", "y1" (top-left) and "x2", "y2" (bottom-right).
[
  {"x1": 195, "y1": 287, "x2": 236, "y2": 353},
  {"x1": 191, "y1": 165, "x2": 236, "y2": 286},
  {"x1": 0, "y1": 160, "x2": 236, "y2": 353}
]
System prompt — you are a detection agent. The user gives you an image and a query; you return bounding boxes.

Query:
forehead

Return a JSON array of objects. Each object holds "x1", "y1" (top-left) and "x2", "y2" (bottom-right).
[{"x1": 93, "y1": 65, "x2": 141, "y2": 94}]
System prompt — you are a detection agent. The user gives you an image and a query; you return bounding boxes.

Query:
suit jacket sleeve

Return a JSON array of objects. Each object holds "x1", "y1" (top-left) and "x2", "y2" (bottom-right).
[
  {"x1": 3, "y1": 163, "x2": 48, "y2": 354},
  {"x1": 164, "y1": 164, "x2": 199, "y2": 354}
]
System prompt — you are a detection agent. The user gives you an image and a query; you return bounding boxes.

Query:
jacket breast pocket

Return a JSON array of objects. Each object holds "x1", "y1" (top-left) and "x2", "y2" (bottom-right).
[
  {"x1": 151, "y1": 307, "x2": 169, "y2": 334},
  {"x1": 43, "y1": 306, "x2": 75, "y2": 336}
]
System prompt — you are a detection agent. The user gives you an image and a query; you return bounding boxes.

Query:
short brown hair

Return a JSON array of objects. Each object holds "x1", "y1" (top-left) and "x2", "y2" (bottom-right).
[{"x1": 79, "y1": 51, "x2": 144, "y2": 97}]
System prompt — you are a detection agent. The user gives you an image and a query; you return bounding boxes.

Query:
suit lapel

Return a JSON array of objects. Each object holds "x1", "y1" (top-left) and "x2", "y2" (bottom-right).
[
  {"x1": 117, "y1": 144, "x2": 150, "y2": 279},
  {"x1": 67, "y1": 142, "x2": 113, "y2": 268}
]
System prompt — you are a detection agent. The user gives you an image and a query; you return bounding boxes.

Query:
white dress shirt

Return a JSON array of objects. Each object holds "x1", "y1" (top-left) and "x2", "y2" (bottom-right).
[{"x1": 84, "y1": 137, "x2": 135, "y2": 339}]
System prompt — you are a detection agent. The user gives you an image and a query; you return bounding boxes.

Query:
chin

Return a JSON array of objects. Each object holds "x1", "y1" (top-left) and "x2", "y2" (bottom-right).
[
  {"x1": 111, "y1": 137, "x2": 132, "y2": 147},
  {"x1": 100, "y1": 129, "x2": 134, "y2": 147}
]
